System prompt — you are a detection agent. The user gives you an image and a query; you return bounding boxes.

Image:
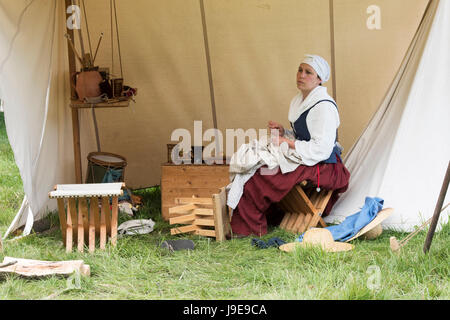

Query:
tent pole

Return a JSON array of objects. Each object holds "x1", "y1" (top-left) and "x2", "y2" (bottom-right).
[
  {"x1": 199, "y1": 0, "x2": 218, "y2": 130},
  {"x1": 423, "y1": 160, "x2": 450, "y2": 253},
  {"x1": 328, "y1": 0, "x2": 337, "y2": 102},
  {"x1": 66, "y1": 0, "x2": 83, "y2": 183}
]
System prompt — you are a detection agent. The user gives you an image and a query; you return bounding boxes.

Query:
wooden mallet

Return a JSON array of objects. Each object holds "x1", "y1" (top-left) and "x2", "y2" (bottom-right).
[{"x1": 390, "y1": 202, "x2": 449, "y2": 252}]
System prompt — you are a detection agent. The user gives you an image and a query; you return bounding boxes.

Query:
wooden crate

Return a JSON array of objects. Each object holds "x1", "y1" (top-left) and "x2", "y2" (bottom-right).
[
  {"x1": 168, "y1": 187, "x2": 231, "y2": 241},
  {"x1": 161, "y1": 163, "x2": 230, "y2": 221}
]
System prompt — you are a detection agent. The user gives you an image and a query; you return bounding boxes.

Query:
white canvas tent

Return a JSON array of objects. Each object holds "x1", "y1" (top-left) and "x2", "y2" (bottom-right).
[
  {"x1": 325, "y1": 0, "x2": 450, "y2": 231},
  {"x1": 1, "y1": 0, "x2": 445, "y2": 238}
]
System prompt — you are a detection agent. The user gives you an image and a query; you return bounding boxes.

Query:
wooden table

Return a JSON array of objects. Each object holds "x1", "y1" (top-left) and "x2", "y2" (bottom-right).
[{"x1": 161, "y1": 162, "x2": 230, "y2": 221}]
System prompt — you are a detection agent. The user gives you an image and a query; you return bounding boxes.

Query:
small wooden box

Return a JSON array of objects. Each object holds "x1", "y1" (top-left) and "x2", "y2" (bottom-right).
[{"x1": 161, "y1": 163, "x2": 230, "y2": 221}]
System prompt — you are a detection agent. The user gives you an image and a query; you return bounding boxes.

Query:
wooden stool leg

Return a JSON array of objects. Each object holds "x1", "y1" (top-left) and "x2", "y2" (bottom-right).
[
  {"x1": 94, "y1": 197, "x2": 101, "y2": 235},
  {"x1": 89, "y1": 197, "x2": 99, "y2": 253},
  {"x1": 66, "y1": 198, "x2": 77, "y2": 253},
  {"x1": 104, "y1": 198, "x2": 112, "y2": 237},
  {"x1": 110, "y1": 196, "x2": 118, "y2": 246},
  {"x1": 100, "y1": 197, "x2": 107, "y2": 250},
  {"x1": 298, "y1": 213, "x2": 312, "y2": 233},
  {"x1": 292, "y1": 213, "x2": 305, "y2": 233},
  {"x1": 57, "y1": 198, "x2": 67, "y2": 244},
  {"x1": 78, "y1": 198, "x2": 88, "y2": 253}
]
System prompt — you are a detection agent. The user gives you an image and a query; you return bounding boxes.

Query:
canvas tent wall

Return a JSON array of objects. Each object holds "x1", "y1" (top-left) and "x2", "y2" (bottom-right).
[
  {"x1": 0, "y1": 0, "x2": 429, "y2": 237},
  {"x1": 325, "y1": 0, "x2": 450, "y2": 231}
]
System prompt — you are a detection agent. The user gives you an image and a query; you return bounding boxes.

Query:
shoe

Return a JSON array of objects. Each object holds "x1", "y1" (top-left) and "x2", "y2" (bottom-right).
[
  {"x1": 251, "y1": 237, "x2": 287, "y2": 249},
  {"x1": 160, "y1": 239, "x2": 195, "y2": 252}
]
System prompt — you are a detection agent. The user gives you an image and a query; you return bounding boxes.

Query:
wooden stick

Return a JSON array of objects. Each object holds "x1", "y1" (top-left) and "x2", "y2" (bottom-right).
[
  {"x1": 424, "y1": 161, "x2": 450, "y2": 253},
  {"x1": 64, "y1": 34, "x2": 84, "y2": 65},
  {"x1": 93, "y1": 33, "x2": 104, "y2": 64}
]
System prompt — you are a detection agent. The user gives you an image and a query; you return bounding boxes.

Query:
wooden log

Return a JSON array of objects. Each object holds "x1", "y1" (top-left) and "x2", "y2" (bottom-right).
[{"x1": 0, "y1": 256, "x2": 90, "y2": 278}]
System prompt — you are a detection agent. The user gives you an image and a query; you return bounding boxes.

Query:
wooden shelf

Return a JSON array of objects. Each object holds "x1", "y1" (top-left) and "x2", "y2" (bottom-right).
[{"x1": 70, "y1": 98, "x2": 131, "y2": 109}]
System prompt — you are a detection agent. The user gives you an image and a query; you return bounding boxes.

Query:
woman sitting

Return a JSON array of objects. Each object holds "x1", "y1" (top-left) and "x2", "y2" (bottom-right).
[{"x1": 228, "y1": 54, "x2": 350, "y2": 238}]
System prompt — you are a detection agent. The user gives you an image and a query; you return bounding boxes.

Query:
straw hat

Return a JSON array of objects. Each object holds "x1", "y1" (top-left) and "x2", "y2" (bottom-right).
[
  {"x1": 344, "y1": 208, "x2": 394, "y2": 242},
  {"x1": 279, "y1": 228, "x2": 354, "y2": 253},
  {"x1": 361, "y1": 224, "x2": 382, "y2": 240}
]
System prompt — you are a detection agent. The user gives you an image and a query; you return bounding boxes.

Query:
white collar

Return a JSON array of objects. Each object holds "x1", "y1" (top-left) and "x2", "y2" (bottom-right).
[{"x1": 288, "y1": 86, "x2": 334, "y2": 123}]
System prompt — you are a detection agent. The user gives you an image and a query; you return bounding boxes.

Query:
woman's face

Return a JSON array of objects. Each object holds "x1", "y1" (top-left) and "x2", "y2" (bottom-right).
[{"x1": 296, "y1": 63, "x2": 322, "y2": 92}]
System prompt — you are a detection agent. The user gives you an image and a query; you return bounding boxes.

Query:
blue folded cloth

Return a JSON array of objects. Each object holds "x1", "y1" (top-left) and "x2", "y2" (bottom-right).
[{"x1": 296, "y1": 197, "x2": 384, "y2": 242}]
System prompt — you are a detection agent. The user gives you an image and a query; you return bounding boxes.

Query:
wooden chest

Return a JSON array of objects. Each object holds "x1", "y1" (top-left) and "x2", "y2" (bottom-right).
[{"x1": 161, "y1": 163, "x2": 230, "y2": 220}]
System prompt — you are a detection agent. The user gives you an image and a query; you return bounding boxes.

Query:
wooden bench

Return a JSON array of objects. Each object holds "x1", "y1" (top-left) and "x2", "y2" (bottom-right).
[{"x1": 49, "y1": 182, "x2": 124, "y2": 253}]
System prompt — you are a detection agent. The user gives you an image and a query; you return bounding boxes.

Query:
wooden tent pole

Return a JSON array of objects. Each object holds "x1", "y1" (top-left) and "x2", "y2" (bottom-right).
[
  {"x1": 199, "y1": 0, "x2": 218, "y2": 131},
  {"x1": 65, "y1": 0, "x2": 82, "y2": 183},
  {"x1": 423, "y1": 160, "x2": 450, "y2": 253},
  {"x1": 328, "y1": 0, "x2": 337, "y2": 102}
]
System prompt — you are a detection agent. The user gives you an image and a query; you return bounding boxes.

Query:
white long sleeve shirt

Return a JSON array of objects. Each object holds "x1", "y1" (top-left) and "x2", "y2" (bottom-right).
[{"x1": 288, "y1": 86, "x2": 340, "y2": 166}]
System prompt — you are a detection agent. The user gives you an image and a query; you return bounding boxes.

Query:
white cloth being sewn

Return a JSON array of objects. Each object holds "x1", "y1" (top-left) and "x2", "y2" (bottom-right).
[{"x1": 226, "y1": 135, "x2": 304, "y2": 210}]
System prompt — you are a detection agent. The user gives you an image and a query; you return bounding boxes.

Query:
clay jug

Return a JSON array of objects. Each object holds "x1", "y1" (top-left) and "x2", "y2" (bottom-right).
[{"x1": 75, "y1": 70, "x2": 102, "y2": 101}]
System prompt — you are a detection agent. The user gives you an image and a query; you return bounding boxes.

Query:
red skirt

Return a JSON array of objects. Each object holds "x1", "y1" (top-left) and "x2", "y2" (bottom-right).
[{"x1": 230, "y1": 158, "x2": 350, "y2": 236}]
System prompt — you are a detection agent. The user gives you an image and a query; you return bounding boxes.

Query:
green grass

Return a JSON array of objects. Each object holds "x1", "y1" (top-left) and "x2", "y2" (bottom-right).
[
  {"x1": 0, "y1": 112, "x2": 449, "y2": 300},
  {"x1": 0, "y1": 112, "x2": 24, "y2": 230}
]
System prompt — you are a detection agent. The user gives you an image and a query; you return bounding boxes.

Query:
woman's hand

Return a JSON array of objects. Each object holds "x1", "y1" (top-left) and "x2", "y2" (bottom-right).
[
  {"x1": 268, "y1": 120, "x2": 285, "y2": 137},
  {"x1": 271, "y1": 135, "x2": 295, "y2": 149}
]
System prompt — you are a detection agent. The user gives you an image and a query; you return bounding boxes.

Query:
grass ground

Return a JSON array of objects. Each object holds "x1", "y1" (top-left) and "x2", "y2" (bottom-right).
[{"x1": 0, "y1": 112, "x2": 448, "y2": 300}]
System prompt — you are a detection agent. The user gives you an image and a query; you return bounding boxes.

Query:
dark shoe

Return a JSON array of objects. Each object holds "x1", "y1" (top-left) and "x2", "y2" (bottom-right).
[
  {"x1": 251, "y1": 237, "x2": 286, "y2": 249},
  {"x1": 251, "y1": 238, "x2": 268, "y2": 248},
  {"x1": 160, "y1": 239, "x2": 195, "y2": 252},
  {"x1": 266, "y1": 237, "x2": 286, "y2": 247}
]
